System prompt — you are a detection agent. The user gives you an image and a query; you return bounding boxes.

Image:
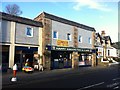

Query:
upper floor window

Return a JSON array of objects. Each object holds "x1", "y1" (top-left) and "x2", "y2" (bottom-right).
[
  {"x1": 78, "y1": 35, "x2": 82, "y2": 43},
  {"x1": 108, "y1": 50, "x2": 110, "y2": 56},
  {"x1": 88, "y1": 37, "x2": 92, "y2": 44},
  {"x1": 53, "y1": 31, "x2": 58, "y2": 39},
  {"x1": 67, "y1": 33, "x2": 71, "y2": 41},
  {"x1": 26, "y1": 27, "x2": 33, "y2": 37}
]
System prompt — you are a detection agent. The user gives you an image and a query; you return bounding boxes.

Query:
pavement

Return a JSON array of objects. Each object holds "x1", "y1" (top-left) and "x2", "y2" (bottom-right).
[{"x1": 1, "y1": 65, "x2": 110, "y2": 88}]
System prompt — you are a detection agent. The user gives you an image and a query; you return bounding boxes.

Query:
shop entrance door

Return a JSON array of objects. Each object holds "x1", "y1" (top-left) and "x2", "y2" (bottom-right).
[
  {"x1": 78, "y1": 53, "x2": 92, "y2": 66},
  {"x1": 51, "y1": 51, "x2": 72, "y2": 69}
]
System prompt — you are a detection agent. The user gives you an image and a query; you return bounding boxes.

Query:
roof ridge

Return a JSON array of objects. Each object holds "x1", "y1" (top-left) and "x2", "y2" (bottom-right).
[
  {"x1": 1, "y1": 12, "x2": 43, "y2": 27},
  {"x1": 42, "y1": 11, "x2": 95, "y2": 31}
]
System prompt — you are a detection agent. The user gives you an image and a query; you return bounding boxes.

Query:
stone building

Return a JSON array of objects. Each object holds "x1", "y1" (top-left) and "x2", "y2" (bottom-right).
[
  {"x1": 1, "y1": 11, "x2": 97, "y2": 71},
  {"x1": 95, "y1": 31, "x2": 118, "y2": 63},
  {"x1": 34, "y1": 12, "x2": 96, "y2": 70}
]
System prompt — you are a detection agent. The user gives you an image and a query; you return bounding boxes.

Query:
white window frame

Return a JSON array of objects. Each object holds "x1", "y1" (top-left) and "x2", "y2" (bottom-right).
[
  {"x1": 67, "y1": 33, "x2": 71, "y2": 41},
  {"x1": 88, "y1": 37, "x2": 92, "y2": 44},
  {"x1": 78, "y1": 35, "x2": 82, "y2": 43},
  {"x1": 26, "y1": 27, "x2": 33, "y2": 37},
  {"x1": 53, "y1": 31, "x2": 58, "y2": 39}
]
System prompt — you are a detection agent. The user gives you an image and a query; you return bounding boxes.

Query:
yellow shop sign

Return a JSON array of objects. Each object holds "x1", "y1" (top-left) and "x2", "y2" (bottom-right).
[{"x1": 57, "y1": 40, "x2": 68, "y2": 46}]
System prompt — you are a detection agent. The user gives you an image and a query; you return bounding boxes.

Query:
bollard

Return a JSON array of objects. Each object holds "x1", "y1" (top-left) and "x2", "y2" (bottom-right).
[{"x1": 11, "y1": 64, "x2": 18, "y2": 82}]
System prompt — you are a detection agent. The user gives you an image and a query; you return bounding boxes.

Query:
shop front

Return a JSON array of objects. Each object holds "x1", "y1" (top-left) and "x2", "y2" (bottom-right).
[
  {"x1": 51, "y1": 50, "x2": 72, "y2": 69},
  {"x1": 46, "y1": 45, "x2": 93, "y2": 69},
  {"x1": 78, "y1": 52, "x2": 92, "y2": 66},
  {"x1": 15, "y1": 46, "x2": 38, "y2": 70}
]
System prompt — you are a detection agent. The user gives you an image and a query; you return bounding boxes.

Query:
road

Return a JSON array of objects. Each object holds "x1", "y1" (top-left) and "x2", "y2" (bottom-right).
[{"x1": 2, "y1": 65, "x2": 120, "y2": 89}]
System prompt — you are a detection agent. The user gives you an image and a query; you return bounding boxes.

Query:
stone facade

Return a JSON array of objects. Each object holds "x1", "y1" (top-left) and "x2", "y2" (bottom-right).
[
  {"x1": 1, "y1": 11, "x2": 97, "y2": 71},
  {"x1": 34, "y1": 12, "x2": 96, "y2": 70}
]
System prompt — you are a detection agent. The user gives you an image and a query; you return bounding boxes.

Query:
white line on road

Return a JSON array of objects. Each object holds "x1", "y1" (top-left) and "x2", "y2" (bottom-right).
[
  {"x1": 77, "y1": 82, "x2": 104, "y2": 90},
  {"x1": 113, "y1": 86, "x2": 119, "y2": 89},
  {"x1": 106, "y1": 82, "x2": 119, "y2": 88},
  {"x1": 113, "y1": 78, "x2": 120, "y2": 81}
]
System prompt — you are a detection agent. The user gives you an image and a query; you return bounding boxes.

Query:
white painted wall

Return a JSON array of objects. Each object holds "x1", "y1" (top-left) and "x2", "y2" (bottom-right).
[{"x1": 107, "y1": 47, "x2": 117, "y2": 57}]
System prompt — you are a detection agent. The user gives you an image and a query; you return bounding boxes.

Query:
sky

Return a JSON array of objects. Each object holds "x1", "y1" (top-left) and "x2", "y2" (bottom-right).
[{"x1": 0, "y1": 0, "x2": 119, "y2": 42}]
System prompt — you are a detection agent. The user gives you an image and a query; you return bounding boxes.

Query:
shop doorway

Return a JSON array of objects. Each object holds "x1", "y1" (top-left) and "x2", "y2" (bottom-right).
[
  {"x1": 78, "y1": 53, "x2": 92, "y2": 66},
  {"x1": 51, "y1": 51, "x2": 72, "y2": 69},
  {"x1": 15, "y1": 46, "x2": 38, "y2": 70}
]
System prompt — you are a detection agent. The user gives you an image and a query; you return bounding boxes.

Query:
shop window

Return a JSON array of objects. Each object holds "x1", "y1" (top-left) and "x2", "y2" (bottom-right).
[
  {"x1": 14, "y1": 54, "x2": 20, "y2": 63},
  {"x1": 78, "y1": 35, "x2": 82, "y2": 43},
  {"x1": 26, "y1": 27, "x2": 33, "y2": 37},
  {"x1": 53, "y1": 31, "x2": 58, "y2": 39},
  {"x1": 79, "y1": 54, "x2": 82, "y2": 61},
  {"x1": 2, "y1": 46, "x2": 9, "y2": 63},
  {"x1": 67, "y1": 33, "x2": 71, "y2": 41},
  {"x1": 2, "y1": 52, "x2": 9, "y2": 63}
]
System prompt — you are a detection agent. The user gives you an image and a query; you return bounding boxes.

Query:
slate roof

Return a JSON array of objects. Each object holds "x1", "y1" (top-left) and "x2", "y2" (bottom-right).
[
  {"x1": 95, "y1": 32, "x2": 112, "y2": 44},
  {"x1": 35, "y1": 12, "x2": 96, "y2": 32},
  {"x1": 0, "y1": 12, "x2": 43, "y2": 27},
  {"x1": 103, "y1": 36, "x2": 112, "y2": 44},
  {"x1": 112, "y1": 42, "x2": 120, "y2": 49}
]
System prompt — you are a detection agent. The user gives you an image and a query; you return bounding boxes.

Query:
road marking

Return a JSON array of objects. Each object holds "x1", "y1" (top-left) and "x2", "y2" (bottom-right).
[
  {"x1": 113, "y1": 86, "x2": 119, "y2": 89},
  {"x1": 113, "y1": 78, "x2": 120, "y2": 81},
  {"x1": 106, "y1": 82, "x2": 119, "y2": 88},
  {"x1": 77, "y1": 82, "x2": 104, "y2": 90}
]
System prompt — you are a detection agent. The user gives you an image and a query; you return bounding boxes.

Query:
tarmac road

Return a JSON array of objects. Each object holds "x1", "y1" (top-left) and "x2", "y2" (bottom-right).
[{"x1": 2, "y1": 65, "x2": 120, "y2": 89}]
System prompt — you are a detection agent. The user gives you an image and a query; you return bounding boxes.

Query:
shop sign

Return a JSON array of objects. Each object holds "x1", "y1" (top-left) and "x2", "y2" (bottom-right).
[
  {"x1": 76, "y1": 48, "x2": 91, "y2": 52},
  {"x1": 53, "y1": 47, "x2": 66, "y2": 51},
  {"x1": 52, "y1": 46, "x2": 92, "y2": 52},
  {"x1": 57, "y1": 40, "x2": 68, "y2": 47},
  {"x1": 67, "y1": 48, "x2": 76, "y2": 51},
  {"x1": 46, "y1": 45, "x2": 92, "y2": 52}
]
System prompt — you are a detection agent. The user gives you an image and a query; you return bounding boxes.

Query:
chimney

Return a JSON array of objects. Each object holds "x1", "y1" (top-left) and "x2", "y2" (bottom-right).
[{"x1": 101, "y1": 30, "x2": 105, "y2": 37}]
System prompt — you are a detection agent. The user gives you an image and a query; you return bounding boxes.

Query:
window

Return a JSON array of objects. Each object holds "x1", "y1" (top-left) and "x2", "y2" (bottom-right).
[
  {"x1": 67, "y1": 33, "x2": 71, "y2": 41},
  {"x1": 53, "y1": 31, "x2": 58, "y2": 39},
  {"x1": 88, "y1": 37, "x2": 92, "y2": 44},
  {"x1": 78, "y1": 35, "x2": 82, "y2": 43},
  {"x1": 26, "y1": 27, "x2": 33, "y2": 37},
  {"x1": 108, "y1": 50, "x2": 110, "y2": 56}
]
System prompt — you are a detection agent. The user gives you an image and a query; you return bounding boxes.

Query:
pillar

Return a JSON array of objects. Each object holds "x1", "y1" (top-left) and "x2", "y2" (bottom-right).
[
  {"x1": 38, "y1": 27, "x2": 43, "y2": 64},
  {"x1": 92, "y1": 53, "x2": 96, "y2": 67},
  {"x1": 44, "y1": 51, "x2": 51, "y2": 70},
  {"x1": 103, "y1": 45, "x2": 107, "y2": 60},
  {"x1": 9, "y1": 22, "x2": 16, "y2": 68},
  {"x1": 72, "y1": 52, "x2": 79, "y2": 68},
  {"x1": 92, "y1": 31, "x2": 96, "y2": 67}
]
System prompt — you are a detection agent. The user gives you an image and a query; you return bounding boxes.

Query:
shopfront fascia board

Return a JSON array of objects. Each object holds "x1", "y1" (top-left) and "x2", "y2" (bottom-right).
[{"x1": 46, "y1": 45, "x2": 94, "y2": 53}]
